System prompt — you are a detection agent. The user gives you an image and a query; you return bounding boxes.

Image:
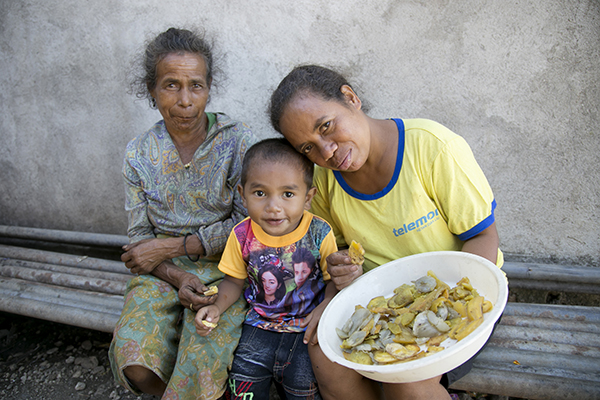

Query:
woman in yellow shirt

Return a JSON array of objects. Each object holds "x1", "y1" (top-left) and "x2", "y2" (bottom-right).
[{"x1": 268, "y1": 64, "x2": 502, "y2": 400}]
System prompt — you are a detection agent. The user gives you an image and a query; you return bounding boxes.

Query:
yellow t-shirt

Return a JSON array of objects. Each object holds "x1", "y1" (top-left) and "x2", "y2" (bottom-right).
[{"x1": 311, "y1": 118, "x2": 503, "y2": 272}]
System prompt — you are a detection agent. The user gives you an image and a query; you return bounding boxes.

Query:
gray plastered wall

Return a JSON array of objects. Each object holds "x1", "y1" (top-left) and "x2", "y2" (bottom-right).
[{"x1": 0, "y1": 0, "x2": 598, "y2": 266}]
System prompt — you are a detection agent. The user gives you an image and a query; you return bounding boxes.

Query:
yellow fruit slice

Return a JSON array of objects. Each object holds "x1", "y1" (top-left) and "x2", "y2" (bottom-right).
[
  {"x1": 201, "y1": 320, "x2": 217, "y2": 328},
  {"x1": 348, "y1": 240, "x2": 365, "y2": 265},
  {"x1": 203, "y1": 286, "x2": 219, "y2": 296}
]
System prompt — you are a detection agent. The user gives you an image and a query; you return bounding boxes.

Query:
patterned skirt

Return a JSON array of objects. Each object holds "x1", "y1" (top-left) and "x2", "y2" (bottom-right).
[{"x1": 109, "y1": 255, "x2": 247, "y2": 400}]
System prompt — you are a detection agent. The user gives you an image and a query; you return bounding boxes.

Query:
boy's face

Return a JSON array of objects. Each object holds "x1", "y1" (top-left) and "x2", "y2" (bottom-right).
[{"x1": 239, "y1": 160, "x2": 316, "y2": 237}]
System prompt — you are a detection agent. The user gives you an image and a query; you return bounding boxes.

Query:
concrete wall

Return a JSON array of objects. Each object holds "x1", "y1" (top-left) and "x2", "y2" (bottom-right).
[{"x1": 1, "y1": 0, "x2": 598, "y2": 266}]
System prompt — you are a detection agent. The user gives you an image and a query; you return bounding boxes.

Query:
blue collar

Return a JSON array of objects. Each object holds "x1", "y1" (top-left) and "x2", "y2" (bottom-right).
[{"x1": 333, "y1": 118, "x2": 405, "y2": 200}]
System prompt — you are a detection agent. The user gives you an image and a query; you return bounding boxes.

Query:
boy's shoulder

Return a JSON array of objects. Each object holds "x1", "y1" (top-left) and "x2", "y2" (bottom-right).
[
  {"x1": 231, "y1": 217, "x2": 253, "y2": 241},
  {"x1": 305, "y1": 212, "x2": 334, "y2": 241},
  {"x1": 309, "y1": 213, "x2": 333, "y2": 230}
]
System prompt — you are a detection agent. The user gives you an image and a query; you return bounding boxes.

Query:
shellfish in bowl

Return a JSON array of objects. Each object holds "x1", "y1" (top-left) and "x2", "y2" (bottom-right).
[{"x1": 317, "y1": 251, "x2": 508, "y2": 383}]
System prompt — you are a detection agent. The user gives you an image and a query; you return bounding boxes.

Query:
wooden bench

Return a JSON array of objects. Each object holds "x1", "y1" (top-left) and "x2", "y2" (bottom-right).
[{"x1": 1, "y1": 225, "x2": 599, "y2": 399}]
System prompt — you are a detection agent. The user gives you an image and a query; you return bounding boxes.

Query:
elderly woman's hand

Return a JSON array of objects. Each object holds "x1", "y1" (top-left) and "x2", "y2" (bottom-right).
[
  {"x1": 121, "y1": 238, "x2": 171, "y2": 275},
  {"x1": 178, "y1": 273, "x2": 217, "y2": 312},
  {"x1": 327, "y1": 250, "x2": 363, "y2": 291}
]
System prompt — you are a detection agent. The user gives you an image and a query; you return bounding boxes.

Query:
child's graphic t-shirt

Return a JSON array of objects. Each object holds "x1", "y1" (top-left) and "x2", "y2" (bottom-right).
[{"x1": 218, "y1": 210, "x2": 337, "y2": 333}]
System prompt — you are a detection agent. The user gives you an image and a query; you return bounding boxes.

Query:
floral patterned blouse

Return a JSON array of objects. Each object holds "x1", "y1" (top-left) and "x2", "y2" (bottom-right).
[{"x1": 123, "y1": 112, "x2": 258, "y2": 257}]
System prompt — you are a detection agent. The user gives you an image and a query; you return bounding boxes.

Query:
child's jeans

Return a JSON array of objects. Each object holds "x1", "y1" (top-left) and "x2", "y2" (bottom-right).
[{"x1": 226, "y1": 324, "x2": 321, "y2": 400}]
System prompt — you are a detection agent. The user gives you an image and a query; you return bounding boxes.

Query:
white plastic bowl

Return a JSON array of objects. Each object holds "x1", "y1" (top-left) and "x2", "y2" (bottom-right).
[{"x1": 317, "y1": 251, "x2": 508, "y2": 383}]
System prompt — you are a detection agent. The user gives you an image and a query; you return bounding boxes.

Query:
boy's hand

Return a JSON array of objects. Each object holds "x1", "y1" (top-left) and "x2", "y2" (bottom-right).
[
  {"x1": 301, "y1": 281, "x2": 338, "y2": 345},
  {"x1": 300, "y1": 299, "x2": 329, "y2": 345},
  {"x1": 194, "y1": 305, "x2": 221, "y2": 336}
]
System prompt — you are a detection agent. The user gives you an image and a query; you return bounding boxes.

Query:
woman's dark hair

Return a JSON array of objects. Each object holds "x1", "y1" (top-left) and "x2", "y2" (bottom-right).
[
  {"x1": 257, "y1": 265, "x2": 287, "y2": 304},
  {"x1": 241, "y1": 138, "x2": 314, "y2": 189},
  {"x1": 269, "y1": 64, "x2": 365, "y2": 133},
  {"x1": 131, "y1": 27, "x2": 218, "y2": 108}
]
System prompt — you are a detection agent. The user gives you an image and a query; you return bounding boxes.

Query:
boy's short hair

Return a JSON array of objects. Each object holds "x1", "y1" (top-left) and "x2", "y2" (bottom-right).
[{"x1": 241, "y1": 138, "x2": 314, "y2": 189}]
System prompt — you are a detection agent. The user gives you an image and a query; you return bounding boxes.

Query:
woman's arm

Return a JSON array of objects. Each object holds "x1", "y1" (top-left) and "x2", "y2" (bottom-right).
[
  {"x1": 121, "y1": 148, "x2": 199, "y2": 274},
  {"x1": 120, "y1": 137, "x2": 207, "y2": 274},
  {"x1": 123, "y1": 149, "x2": 155, "y2": 242},
  {"x1": 461, "y1": 222, "x2": 500, "y2": 264},
  {"x1": 121, "y1": 235, "x2": 204, "y2": 275},
  {"x1": 194, "y1": 127, "x2": 257, "y2": 257},
  {"x1": 151, "y1": 260, "x2": 216, "y2": 310},
  {"x1": 427, "y1": 128, "x2": 500, "y2": 264}
]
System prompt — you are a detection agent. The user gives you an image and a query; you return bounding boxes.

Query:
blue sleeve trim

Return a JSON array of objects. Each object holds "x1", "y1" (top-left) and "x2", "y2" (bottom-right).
[
  {"x1": 457, "y1": 199, "x2": 497, "y2": 241},
  {"x1": 333, "y1": 118, "x2": 405, "y2": 201}
]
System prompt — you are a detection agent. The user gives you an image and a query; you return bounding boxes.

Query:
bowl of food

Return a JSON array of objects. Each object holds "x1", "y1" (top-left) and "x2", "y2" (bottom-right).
[{"x1": 317, "y1": 251, "x2": 508, "y2": 383}]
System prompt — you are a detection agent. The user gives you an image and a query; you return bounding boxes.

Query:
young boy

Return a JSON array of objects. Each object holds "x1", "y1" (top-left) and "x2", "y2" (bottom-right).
[{"x1": 195, "y1": 138, "x2": 338, "y2": 400}]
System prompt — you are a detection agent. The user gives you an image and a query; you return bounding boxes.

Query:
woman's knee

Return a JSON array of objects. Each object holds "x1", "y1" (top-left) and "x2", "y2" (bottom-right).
[
  {"x1": 317, "y1": 373, "x2": 380, "y2": 400},
  {"x1": 383, "y1": 376, "x2": 450, "y2": 400},
  {"x1": 123, "y1": 365, "x2": 166, "y2": 396},
  {"x1": 308, "y1": 343, "x2": 379, "y2": 400},
  {"x1": 123, "y1": 365, "x2": 149, "y2": 380}
]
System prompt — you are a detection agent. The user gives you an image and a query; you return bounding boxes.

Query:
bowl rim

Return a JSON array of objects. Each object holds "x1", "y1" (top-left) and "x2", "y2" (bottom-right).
[{"x1": 317, "y1": 251, "x2": 509, "y2": 376}]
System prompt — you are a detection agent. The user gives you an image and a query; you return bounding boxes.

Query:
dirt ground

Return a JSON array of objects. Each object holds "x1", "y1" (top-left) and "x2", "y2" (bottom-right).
[{"x1": 0, "y1": 312, "x2": 157, "y2": 400}]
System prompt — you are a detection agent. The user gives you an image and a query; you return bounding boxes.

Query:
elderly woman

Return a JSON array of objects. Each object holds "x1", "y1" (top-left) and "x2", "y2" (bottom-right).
[{"x1": 109, "y1": 28, "x2": 257, "y2": 399}]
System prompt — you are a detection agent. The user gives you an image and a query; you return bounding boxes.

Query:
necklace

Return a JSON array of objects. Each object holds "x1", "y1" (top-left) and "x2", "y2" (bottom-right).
[{"x1": 178, "y1": 124, "x2": 208, "y2": 170}]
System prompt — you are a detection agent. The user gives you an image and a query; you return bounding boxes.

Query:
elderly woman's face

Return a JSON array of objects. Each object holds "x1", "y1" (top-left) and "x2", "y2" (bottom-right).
[{"x1": 151, "y1": 52, "x2": 211, "y2": 136}]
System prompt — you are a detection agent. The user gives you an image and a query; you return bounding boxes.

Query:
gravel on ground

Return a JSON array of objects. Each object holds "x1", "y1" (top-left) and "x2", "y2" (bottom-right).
[{"x1": 0, "y1": 312, "x2": 158, "y2": 400}]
